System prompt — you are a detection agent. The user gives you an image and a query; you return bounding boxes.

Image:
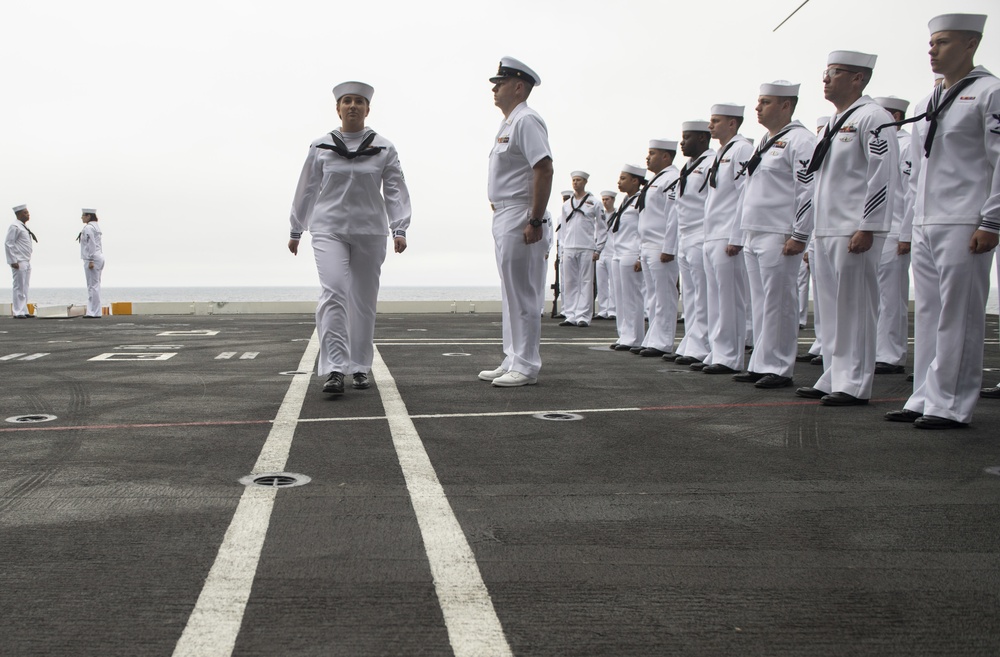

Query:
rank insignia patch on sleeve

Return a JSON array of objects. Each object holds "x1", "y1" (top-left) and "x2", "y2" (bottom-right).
[{"x1": 869, "y1": 137, "x2": 889, "y2": 156}]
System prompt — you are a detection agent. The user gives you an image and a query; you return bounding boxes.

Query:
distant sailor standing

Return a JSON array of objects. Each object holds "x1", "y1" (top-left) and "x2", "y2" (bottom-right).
[
  {"x1": 288, "y1": 81, "x2": 411, "y2": 395},
  {"x1": 79, "y1": 208, "x2": 104, "y2": 318},
  {"x1": 610, "y1": 164, "x2": 647, "y2": 352},
  {"x1": 593, "y1": 191, "x2": 618, "y2": 320},
  {"x1": 5, "y1": 205, "x2": 36, "y2": 319},
  {"x1": 479, "y1": 57, "x2": 553, "y2": 387},
  {"x1": 557, "y1": 172, "x2": 602, "y2": 327}
]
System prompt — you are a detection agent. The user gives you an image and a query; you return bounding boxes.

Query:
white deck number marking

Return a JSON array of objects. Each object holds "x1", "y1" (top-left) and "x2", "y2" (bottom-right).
[
  {"x1": 216, "y1": 352, "x2": 237, "y2": 360},
  {"x1": 157, "y1": 330, "x2": 220, "y2": 336},
  {"x1": 89, "y1": 353, "x2": 177, "y2": 361},
  {"x1": 239, "y1": 352, "x2": 259, "y2": 360}
]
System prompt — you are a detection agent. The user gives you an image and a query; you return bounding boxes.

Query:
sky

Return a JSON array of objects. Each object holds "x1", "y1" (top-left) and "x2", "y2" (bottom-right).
[{"x1": 2, "y1": 0, "x2": 997, "y2": 291}]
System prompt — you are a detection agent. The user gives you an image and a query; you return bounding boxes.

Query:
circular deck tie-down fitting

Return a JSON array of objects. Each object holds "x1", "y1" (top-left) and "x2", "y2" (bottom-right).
[
  {"x1": 5, "y1": 414, "x2": 58, "y2": 424},
  {"x1": 239, "y1": 472, "x2": 311, "y2": 488},
  {"x1": 532, "y1": 412, "x2": 583, "y2": 422}
]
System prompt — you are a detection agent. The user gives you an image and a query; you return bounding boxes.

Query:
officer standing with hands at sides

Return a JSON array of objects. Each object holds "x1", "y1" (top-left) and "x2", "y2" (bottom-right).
[
  {"x1": 6, "y1": 205, "x2": 36, "y2": 319},
  {"x1": 479, "y1": 57, "x2": 553, "y2": 388},
  {"x1": 288, "y1": 81, "x2": 412, "y2": 395},
  {"x1": 884, "y1": 13, "x2": 1000, "y2": 427},
  {"x1": 795, "y1": 50, "x2": 898, "y2": 407},
  {"x1": 79, "y1": 209, "x2": 105, "y2": 319},
  {"x1": 593, "y1": 191, "x2": 618, "y2": 321}
]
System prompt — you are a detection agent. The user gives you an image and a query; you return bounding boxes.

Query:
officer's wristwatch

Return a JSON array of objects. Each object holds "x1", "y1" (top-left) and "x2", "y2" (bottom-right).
[{"x1": 528, "y1": 217, "x2": 543, "y2": 228}]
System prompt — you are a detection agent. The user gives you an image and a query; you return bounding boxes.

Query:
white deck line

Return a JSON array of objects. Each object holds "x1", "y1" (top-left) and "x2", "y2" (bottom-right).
[
  {"x1": 371, "y1": 346, "x2": 513, "y2": 657},
  {"x1": 172, "y1": 330, "x2": 319, "y2": 657}
]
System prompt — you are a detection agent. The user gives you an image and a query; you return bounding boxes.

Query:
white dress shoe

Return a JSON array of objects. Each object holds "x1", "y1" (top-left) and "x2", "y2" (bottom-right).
[
  {"x1": 491, "y1": 371, "x2": 537, "y2": 387},
  {"x1": 478, "y1": 366, "x2": 506, "y2": 381}
]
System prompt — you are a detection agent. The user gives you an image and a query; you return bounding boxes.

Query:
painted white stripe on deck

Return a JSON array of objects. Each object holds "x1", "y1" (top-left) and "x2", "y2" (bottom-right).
[
  {"x1": 172, "y1": 330, "x2": 319, "y2": 657},
  {"x1": 215, "y1": 352, "x2": 236, "y2": 360},
  {"x1": 1, "y1": 353, "x2": 26, "y2": 361},
  {"x1": 239, "y1": 352, "x2": 259, "y2": 360},
  {"x1": 371, "y1": 346, "x2": 513, "y2": 657},
  {"x1": 20, "y1": 353, "x2": 49, "y2": 360}
]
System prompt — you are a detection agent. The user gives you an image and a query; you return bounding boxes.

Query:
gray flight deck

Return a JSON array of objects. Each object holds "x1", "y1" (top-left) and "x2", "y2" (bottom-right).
[{"x1": 1, "y1": 311, "x2": 999, "y2": 656}]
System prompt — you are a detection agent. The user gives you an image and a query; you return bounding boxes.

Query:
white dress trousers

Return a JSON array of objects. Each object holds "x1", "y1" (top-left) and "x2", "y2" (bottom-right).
[
  {"x1": 744, "y1": 231, "x2": 803, "y2": 378},
  {"x1": 702, "y1": 240, "x2": 746, "y2": 369},
  {"x1": 797, "y1": 257, "x2": 810, "y2": 327},
  {"x1": 494, "y1": 205, "x2": 547, "y2": 378},
  {"x1": 811, "y1": 233, "x2": 885, "y2": 398},
  {"x1": 312, "y1": 233, "x2": 387, "y2": 377},
  {"x1": 807, "y1": 239, "x2": 823, "y2": 357},
  {"x1": 874, "y1": 235, "x2": 910, "y2": 367},
  {"x1": 561, "y1": 248, "x2": 594, "y2": 324},
  {"x1": 639, "y1": 248, "x2": 678, "y2": 352},
  {"x1": 675, "y1": 234, "x2": 710, "y2": 360},
  {"x1": 595, "y1": 247, "x2": 615, "y2": 318},
  {"x1": 10, "y1": 261, "x2": 30, "y2": 316},
  {"x1": 904, "y1": 224, "x2": 993, "y2": 423},
  {"x1": 84, "y1": 257, "x2": 105, "y2": 317},
  {"x1": 615, "y1": 258, "x2": 645, "y2": 347}
]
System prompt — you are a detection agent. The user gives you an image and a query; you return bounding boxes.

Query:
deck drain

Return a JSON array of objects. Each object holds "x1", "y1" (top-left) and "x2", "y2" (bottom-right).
[
  {"x1": 280, "y1": 370, "x2": 313, "y2": 376},
  {"x1": 6, "y1": 414, "x2": 57, "y2": 424},
  {"x1": 533, "y1": 412, "x2": 583, "y2": 422},
  {"x1": 239, "y1": 472, "x2": 311, "y2": 488},
  {"x1": 442, "y1": 352, "x2": 471, "y2": 357},
  {"x1": 984, "y1": 467, "x2": 1000, "y2": 477}
]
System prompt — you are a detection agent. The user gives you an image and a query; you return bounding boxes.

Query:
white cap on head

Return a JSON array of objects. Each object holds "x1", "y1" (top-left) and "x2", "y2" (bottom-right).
[
  {"x1": 560, "y1": 190, "x2": 573, "y2": 197},
  {"x1": 82, "y1": 208, "x2": 97, "y2": 214},
  {"x1": 600, "y1": 190, "x2": 617, "y2": 198},
  {"x1": 490, "y1": 56, "x2": 541, "y2": 86},
  {"x1": 621, "y1": 164, "x2": 647, "y2": 179},
  {"x1": 570, "y1": 170, "x2": 590, "y2": 180},
  {"x1": 710, "y1": 103, "x2": 744, "y2": 118},
  {"x1": 760, "y1": 80, "x2": 800, "y2": 96},
  {"x1": 681, "y1": 120, "x2": 710, "y2": 133},
  {"x1": 874, "y1": 96, "x2": 910, "y2": 113},
  {"x1": 827, "y1": 50, "x2": 877, "y2": 69},
  {"x1": 649, "y1": 138, "x2": 678, "y2": 151},
  {"x1": 12, "y1": 204, "x2": 27, "y2": 213},
  {"x1": 333, "y1": 81, "x2": 374, "y2": 102},
  {"x1": 929, "y1": 13, "x2": 986, "y2": 34},
  {"x1": 816, "y1": 116, "x2": 830, "y2": 128}
]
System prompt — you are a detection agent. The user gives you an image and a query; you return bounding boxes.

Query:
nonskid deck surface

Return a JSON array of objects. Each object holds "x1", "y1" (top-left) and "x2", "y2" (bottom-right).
[{"x1": 2, "y1": 313, "x2": 999, "y2": 656}]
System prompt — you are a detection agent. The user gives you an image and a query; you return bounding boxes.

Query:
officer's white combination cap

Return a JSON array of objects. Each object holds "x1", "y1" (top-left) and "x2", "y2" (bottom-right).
[
  {"x1": 681, "y1": 121, "x2": 710, "y2": 133},
  {"x1": 333, "y1": 81, "x2": 374, "y2": 102},
  {"x1": 600, "y1": 190, "x2": 617, "y2": 198},
  {"x1": 929, "y1": 13, "x2": 986, "y2": 34},
  {"x1": 570, "y1": 170, "x2": 590, "y2": 180},
  {"x1": 82, "y1": 208, "x2": 97, "y2": 214},
  {"x1": 490, "y1": 57, "x2": 541, "y2": 86},
  {"x1": 760, "y1": 80, "x2": 800, "y2": 96},
  {"x1": 828, "y1": 50, "x2": 877, "y2": 69},
  {"x1": 816, "y1": 116, "x2": 830, "y2": 128},
  {"x1": 12, "y1": 204, "x2": 26, "y2": 213},
  {"x1": 621, "y1": 164, "x2": 647, "y2": 178},
  {"x1": 711, "y1": 103, "x2": 744, "y2": 118},
  {"x1": 874, "y1": 96, "x2": 910, "y2": 113},
  {"x1": 649, "y1": 139, "x2": 678, "y2": 151}
]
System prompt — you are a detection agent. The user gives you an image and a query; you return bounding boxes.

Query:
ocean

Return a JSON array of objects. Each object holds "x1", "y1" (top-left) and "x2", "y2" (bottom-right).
[{"x1": 24, "y1": 283, "x2": 1000, "y2": 314}]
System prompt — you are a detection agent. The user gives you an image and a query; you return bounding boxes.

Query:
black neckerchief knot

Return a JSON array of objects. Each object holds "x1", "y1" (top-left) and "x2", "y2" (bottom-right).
[
  {"x1": 564, "y1": 193, "x2": 592, "y2": 224},
  {"x1": 806, "y1": 106, "x2": 863, "y2": 175},
  {"x1": 315, "y1": 130, "x2": 385, "y2": 159},
  {"x1": 636, "y1": 170, "x2": 668, "y2": 212},
  {"x1": 678, "y1": 154, "x2": 709, "y2": 197},
  {"x1": 869, "y1": 76, "x2": 977, "y2": 158},
  {"x1": 703, "y1": 140, "x2": 738, "y2": 192},
  {"x1": 610, "y1": 193, "x2": 639, "y2": 233}
]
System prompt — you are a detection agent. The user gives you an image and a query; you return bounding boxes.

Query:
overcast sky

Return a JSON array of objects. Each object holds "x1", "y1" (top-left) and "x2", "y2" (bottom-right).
[{"x1": 2, "y1": 0, "x2": 997, "y2": 291}]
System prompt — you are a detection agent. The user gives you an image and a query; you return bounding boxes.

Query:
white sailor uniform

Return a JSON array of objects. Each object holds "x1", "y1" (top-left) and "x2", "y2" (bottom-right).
[
  {"x1": 638, "y1": 166, "x2": 680, "y2": 353},
  {"x1": 612, "y1": 192, "x2": 644, "y2": 347},
  {"x1": 5, "y1": 221, "x2": 33, "y2": 317},
  {"x1": 668, "y1": 149, "x2": 715, "y2": 361},
  {"x1": 703, "y1": 136, "x2": 754, "y2": 370},
  {"x1": 740, "y1": 121, "x2": 816, "y2": 378},
  {"x1": 874, "y1": 127, "x2": 912, "y2": 368},
  {"x1": 80, "y1": 222, "x2": 105, "y2": 317},
  {"x1": 810, "y1": 97, "x2": 898, "y2": 399},
  {"x1": 289, "y1": 127, "x2": 412, "y2": 377},
  {"x1": 904, "y1": 66, "x2": 1000, "y2": 423},
  {"x1": 558, "y1": 193, "x2": 602, "y2": 324},
  {"x1": 488, "y1": 101, "x2": 552, "y2": 378}
]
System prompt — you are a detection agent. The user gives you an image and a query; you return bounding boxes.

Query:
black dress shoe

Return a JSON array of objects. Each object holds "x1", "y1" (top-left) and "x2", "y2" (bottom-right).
[
  {"x1": 614, "y1": 344, "x2": 636, "y2": 351},
  {"x1": 914, "y1": 415, "x2": 968, "y2": 430},
  {"x1": 810, "y1": 355, "x2": 823, "y2": 366},
  {"x1": 820, "y1": 392, "x2": 868, "y2": 406},
  {"x1": 576, "y1": 321, "x2": 589, "y2": 327},
  {"x1": 639, "y1": 348, "x2": 665, "y2": 357},
  {"x1": 795, "y1": 386, "x2": 826, "y2": 399},
  {"x1": 674, "y1": 356, "x2": 700, "y2": 365},
  {"x1": 755, "y1": 374, "x2": 793, "y2": 389},
  {"x1": 629, "y1": 346, "x2": 643, "y2": 354},
  {"x1": 733, "y1": 371, "x2": 765, "y2": 383},
  {"x1": 795, "y1": 353, "x2": 814, "y2": 362},
  {"x1": 906, "y1": 374, "x2": 914, "y2": 382},
  {"x1": 689, "y1": 362, "x2": 706, "y2": 371},
  {"x1": 661, "y1": 352, "x2": 677, "y2": 361},
  {"x1": 352, "y1": 373, "x2": 370, "y2": 389},
  {"x1": 558, "y1": 320, "x2": 575, "y2": 326},
  {"x1": 703, "y1": 363, "x2": 737, "y2": 374},
  {"x1": 874, "y1": 362, "x2": 905, "y2": 375},
  {"x1": 885, "y1": 409, "x2": 922, "y2": 423},
  {"x1": 980, "y1": 386, "x2": 1000, "y2": 399},
  {"x1": 322, "y1": 372, "x2": 345, "y2": 394},
  {"x1": 610, "y1": 343, "x2": 620, "y2": 350}
]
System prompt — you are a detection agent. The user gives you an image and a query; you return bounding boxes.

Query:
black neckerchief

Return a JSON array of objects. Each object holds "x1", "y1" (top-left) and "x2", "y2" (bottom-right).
[
  {"x1": 20, "y1": 222, "x2": 38, "y2": 243},
  {"x1": 738, "y1": 125, "x2": 801, "y2": 178},
  {"x1": 564, "y1": 193, "x2": 592, "y2": 223},
  {"x1": 870, "y1": 76, "x2": 978, "y2": 157},
  {"x1": 315, "y1": 129, "x2": 385, "y2": 159},
  {"x1": 806, "y1": 105, "x2": 863, "y2": 174},
  {"x1": 636, "y1": 169, "x2": 668, "y2": 212},
  {"x1": 677, "y1": 154, "x2": 709, "y2": 197},
  {"x1": 610, "y1": 193, "x2": 639, "y2": 233},
  {"x1": 702, "y1": 140, "x2": 738, "y2": 192}
]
